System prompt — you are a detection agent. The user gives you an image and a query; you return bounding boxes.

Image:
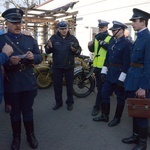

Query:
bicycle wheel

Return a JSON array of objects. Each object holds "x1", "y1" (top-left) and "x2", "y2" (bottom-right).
[
  {"x1": 36, "y1": 71, "x2": 52, "y2": 89},
  {"x1": 73, "y1": 70, "x2": 95, "y2": 98}
]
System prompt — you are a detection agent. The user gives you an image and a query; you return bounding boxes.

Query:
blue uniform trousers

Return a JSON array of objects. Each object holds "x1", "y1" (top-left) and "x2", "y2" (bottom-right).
[
  {"x1": 101, "y1": 80, "x2": 126, "y2": 106},
  {"x1": 53, "y1": 68, "x2": 74, "y2": 106},
  {"x1": 5, "y1": 89, "x2": 37, "y2": 122},
  {"x1": 93, "y1": 68, "x2": 103, "y2": 109}
]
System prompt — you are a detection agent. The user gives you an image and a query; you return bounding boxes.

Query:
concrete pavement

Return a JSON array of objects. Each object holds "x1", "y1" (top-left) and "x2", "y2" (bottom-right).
[{"x1": 0, "y1": 87, "x2": 149, "y2": 150}]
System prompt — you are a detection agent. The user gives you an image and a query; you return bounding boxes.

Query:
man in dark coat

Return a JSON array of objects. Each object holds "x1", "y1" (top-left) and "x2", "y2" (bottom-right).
[{"x1": 45, "y1": 21, "x2": 81, "y2": 111}]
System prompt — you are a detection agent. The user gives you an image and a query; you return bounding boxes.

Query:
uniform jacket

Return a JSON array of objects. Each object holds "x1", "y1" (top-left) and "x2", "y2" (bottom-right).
[
  {"x1": 0, "y1": 31, "x2": 42, "y2": 93},
  {"x1": 105, "y1": 35, "x2": 132, "y2": 83},
  {"x1": 124, "y1": 28, "x2": 150, "y2": 91},
  {"x1": 0, "y1": 53, "x2": 9, "y2": 103},
  {"x1": 45, "y1": 32, "x2": 81, "y2": 69}
]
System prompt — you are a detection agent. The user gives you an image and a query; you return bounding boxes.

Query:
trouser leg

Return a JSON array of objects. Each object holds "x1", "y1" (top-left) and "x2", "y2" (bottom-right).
[
  {"x1": 65, "y1": 68, "x2": 74, "y2": 106},
  {"x1": 132, "y1": 118, "x2": 148, "y2": 150},
  {"x1": 11, "y1": 120, "x2": 21, "y2": 150},
  {"x1": 23, "y1": 121, "x2": 38, "y2": 149},
  {"x1": 122, "y1": 119, "x2": 139, "y2": 144},
  {"x1": 53, "y1": 68, "x2": 63, "y2": 105},
  {"x1": 93, "y1": 102, "x2": 110, "y2": 122},
  {"x1": 93, "y1": 69, "x2": 103, "y2": 109}
]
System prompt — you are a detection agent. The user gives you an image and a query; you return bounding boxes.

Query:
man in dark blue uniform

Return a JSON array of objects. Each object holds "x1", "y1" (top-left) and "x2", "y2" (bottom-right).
[
  {"x1": 45, "y1": 21, "x2": 81, "y2": 111},
  {"x1": 0, "y1": 8, "x2": 42, "y2": 150},
  {"x1": 122, "y1": 8, "x2": 150, "y2": 150},
  {"x1": 88, "y1": 20, "x2": 111, "y2": 116},
  {"x1": 93, "y1": 21, "x2": 132, "y2": 127}
]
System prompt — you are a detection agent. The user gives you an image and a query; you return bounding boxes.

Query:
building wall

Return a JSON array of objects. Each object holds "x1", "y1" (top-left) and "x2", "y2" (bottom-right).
[{"x1": 72, "y1": 0, "x2": 150, "y2": 56}]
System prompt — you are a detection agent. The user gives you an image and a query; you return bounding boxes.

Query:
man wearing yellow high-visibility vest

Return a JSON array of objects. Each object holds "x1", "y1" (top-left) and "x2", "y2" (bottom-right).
[{"x1": 88, "y1": 20, "x2": 112, "y2": 116}]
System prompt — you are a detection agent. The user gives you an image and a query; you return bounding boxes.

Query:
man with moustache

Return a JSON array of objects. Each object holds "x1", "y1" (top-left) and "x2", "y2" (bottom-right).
[{"x1": 0, "y1": 8, "x2": 42, "y2": 150}]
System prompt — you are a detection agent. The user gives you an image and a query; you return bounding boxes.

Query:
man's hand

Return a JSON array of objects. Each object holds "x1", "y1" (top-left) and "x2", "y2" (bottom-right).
[
  {"x1": 101, "y1": 74, "x2": 106, "y2": 83},
  {"x1": 116, "y1": 80, "x2": 124, "y2": 91},
  {"x1": 135, "y1": 88, "x2": 146, "y2": 98},
  {"x1": 88, "y1": 41, "x2": 93, "y2": 47},
  {"x1": 10, "y1": 56, "x2": 21, "y2": 65},
  {"x1": 70, "y1": 45, "x2": 77, "y2": 52},
  {"x1": 25, "y1": 51, "x2": 34, "y2": 60},
  {"x1": 2, "y1": 43, "x2": 13, "y2": 56}
]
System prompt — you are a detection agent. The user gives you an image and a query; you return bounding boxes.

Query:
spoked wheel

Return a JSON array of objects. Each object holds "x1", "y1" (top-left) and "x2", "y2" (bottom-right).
[
  {"x1": 36, "y1": 71, "x2": 52, "y2": 89},
  {"x1": 73, "y1": 71, "x2": 95, "y2": 98}
]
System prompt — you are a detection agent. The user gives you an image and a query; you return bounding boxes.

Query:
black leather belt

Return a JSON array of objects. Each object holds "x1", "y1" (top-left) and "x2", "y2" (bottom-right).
[
  {"x1": 109, "y1": 63, "x2": 122, "y2": 67},
  {"x1": 130, "y1": 62, "x2": 143, "y2": 68},
  {"x1": 5, "y1": 64, "x2": 32, "y2": 72}
]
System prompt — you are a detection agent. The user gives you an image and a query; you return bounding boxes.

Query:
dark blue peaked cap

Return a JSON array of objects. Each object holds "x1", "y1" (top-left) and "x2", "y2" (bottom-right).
[
  {"x1": 2, "y1": 8, "x2": 24, "y2": 23},
  {"x1": 130, "y1": 8, "x2": 150, "y2": 21},
  {"x1": 109, "y1": 21, "x2": 127, "y2": 30},
  {"x1": 57, "y1": 21, "x2": 68, "y2": 28},
  {"x1": 98, "y1": 20, "x2": 109, "y2": 27}
]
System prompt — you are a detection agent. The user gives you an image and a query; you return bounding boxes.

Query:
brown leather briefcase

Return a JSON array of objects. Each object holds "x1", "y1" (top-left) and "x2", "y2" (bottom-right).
[{"x1": 127, "y1": 98, "x2": 150, "y2": 118}]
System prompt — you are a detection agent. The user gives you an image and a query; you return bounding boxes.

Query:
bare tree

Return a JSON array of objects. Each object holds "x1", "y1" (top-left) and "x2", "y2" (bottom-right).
[{"x1": 0, "y1": 0, "x2": 46, "y2": 9}]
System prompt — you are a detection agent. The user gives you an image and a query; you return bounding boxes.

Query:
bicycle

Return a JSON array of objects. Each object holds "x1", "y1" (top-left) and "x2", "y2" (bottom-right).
[{"x1": 73, "y1": 55, "x2": 96, "y2": 98}]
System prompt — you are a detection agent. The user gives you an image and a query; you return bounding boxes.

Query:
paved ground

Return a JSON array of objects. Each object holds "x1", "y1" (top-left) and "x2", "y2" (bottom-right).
[{"x1": 0, "y1": 87, "x2": 150, "y2": 150}]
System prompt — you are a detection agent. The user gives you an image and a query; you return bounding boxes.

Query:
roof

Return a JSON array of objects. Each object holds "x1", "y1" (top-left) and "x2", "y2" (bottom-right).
[{"x1": 0, "y1": 0, "x2": 78, "y2": 27}]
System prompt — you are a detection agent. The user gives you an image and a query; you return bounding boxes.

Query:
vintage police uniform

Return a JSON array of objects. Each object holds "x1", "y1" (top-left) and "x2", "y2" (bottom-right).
[
  {"x1": 0, "y1": 8, "x2": 42, "y2": 149},
  {"x1": 93, "y1": 21, "x2": 132, "y2": 127},
  {"x1": 45, "y1": 21, "x2": 81, "y2": 111},
  {"x1": 122, "y1": 8, "x2": 150, "y2": 150},
  {"x1": 88, "y1": 20, "x2": 111, "y2": 116}
]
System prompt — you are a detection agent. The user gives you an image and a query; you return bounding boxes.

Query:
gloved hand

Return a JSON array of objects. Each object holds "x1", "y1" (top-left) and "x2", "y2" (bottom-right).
[
  {"x1": 116, "y1": 80, "x2": 124, "y2": 91},
  {"x1": 101, "y1": 74, "x2": 106, "y2": 83},
  {"x1": 99, "y1": 40, "x2": 105, "y2": 46}
]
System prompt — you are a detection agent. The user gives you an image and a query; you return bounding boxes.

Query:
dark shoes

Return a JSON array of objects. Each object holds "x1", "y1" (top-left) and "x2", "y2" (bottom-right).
[
  {"x1": 108, "y1": 118, "x2": 120, "y2": 127},
  {"x1": 93, "y1": 114, "x2": 109, "y2": 122},
  {"x1": 11, "y1": 135, "x2": 20, "y2": 150},
  {"x1": 27, "y1": 133, "x2": 38, "y2": 149},
  {"x1": 67, "y1": 104, "x2": 73, "y2": 111},
  {"x1": 92, "y1": 108, "x2": 100, "y2": 116},
  {"x1": 122, "y1": 134, "x2": 138, "y2": 144},
  {"x1": 53, "y1": 104, "x2": 63, "y2": 110},
  {"x1": 132, "y1": 138, "x2": 147, "y2": 150}
]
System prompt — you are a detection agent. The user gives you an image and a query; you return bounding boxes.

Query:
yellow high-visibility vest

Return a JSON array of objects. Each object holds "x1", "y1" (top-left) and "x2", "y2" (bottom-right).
[{"x1": 93, "y1": 35, "x2": 111, "y2": 68}]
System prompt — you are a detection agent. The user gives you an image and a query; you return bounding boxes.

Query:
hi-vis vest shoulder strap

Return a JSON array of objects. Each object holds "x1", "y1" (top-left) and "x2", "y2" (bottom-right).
[{"x1": 93, "y1": 35, "x2": 111, "y2": 68}]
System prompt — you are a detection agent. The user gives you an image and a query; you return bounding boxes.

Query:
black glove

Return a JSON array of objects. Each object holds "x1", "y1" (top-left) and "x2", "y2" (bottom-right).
[
  {"x1": 116, "y1": 80, "x2": 124, "y2": 91},
  {"x1": 101, "y1": 74, "x2": 106, "y2": 83}
]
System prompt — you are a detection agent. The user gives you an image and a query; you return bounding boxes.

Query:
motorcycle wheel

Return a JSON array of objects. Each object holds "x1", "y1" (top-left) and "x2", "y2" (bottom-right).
[
  {"x1": 73, "y1": 70, "x2": 95, "y2": 98},
  {"x1": 36, "y1": 71, "x2": 52, "y2": 89}
]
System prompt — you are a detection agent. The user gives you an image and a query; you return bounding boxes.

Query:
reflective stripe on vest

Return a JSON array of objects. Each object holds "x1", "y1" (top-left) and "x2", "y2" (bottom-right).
[{"x1": 93, "y1": 35, "x2": 111, "y2": 68}]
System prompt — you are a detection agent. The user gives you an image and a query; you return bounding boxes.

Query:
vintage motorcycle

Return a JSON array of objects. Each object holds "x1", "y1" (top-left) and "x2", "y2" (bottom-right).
[
  {"x1": 34, "y1": 55, "x2": 96, "y2": 98},
  {"x1": 34, "y1": 61, "x2": 53, "y2": 89}
]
